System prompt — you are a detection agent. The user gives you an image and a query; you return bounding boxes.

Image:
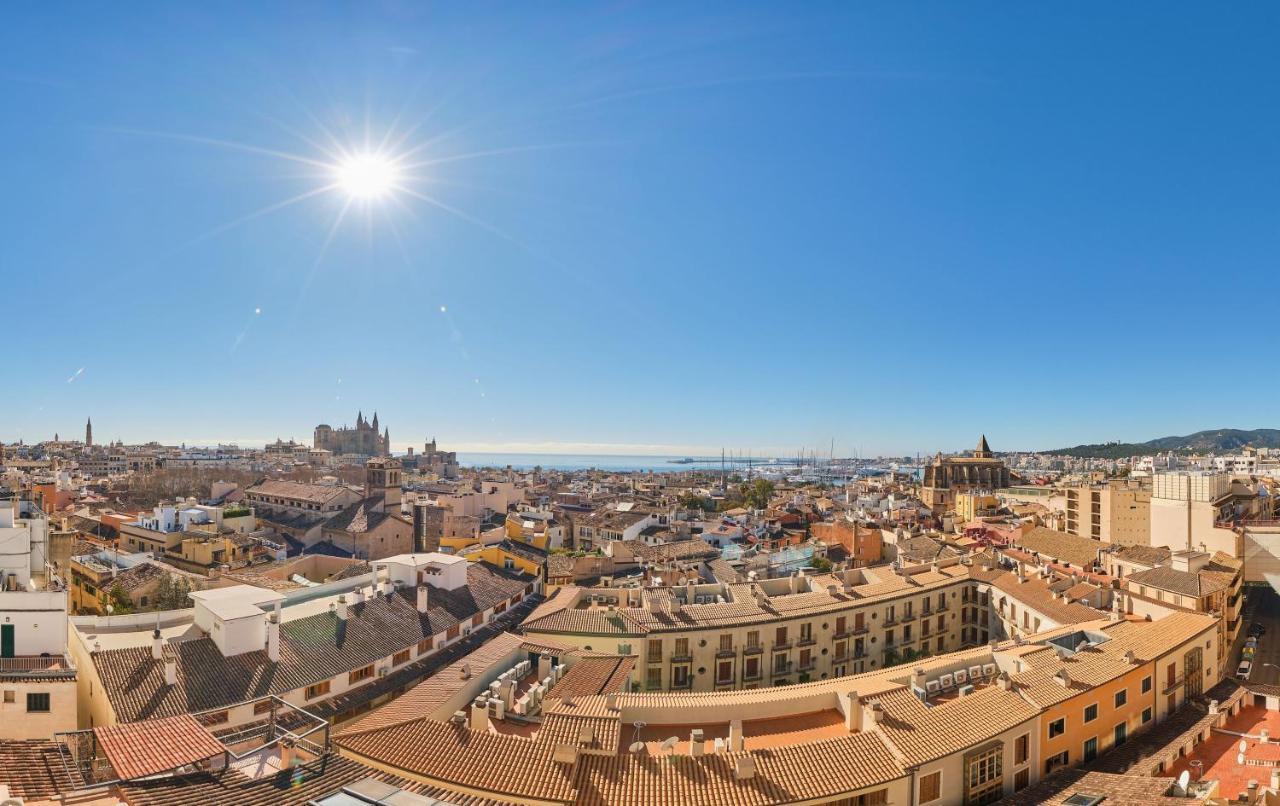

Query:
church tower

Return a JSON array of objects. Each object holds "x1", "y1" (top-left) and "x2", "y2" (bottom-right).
[
  {"x1": 383, "y1": 427, "x2": 390, "y2": 457},
  {"x1": 974, "y1": 434, "x2": 992, "y2": 459},
  {"x1": 86, "y1": 417, "x2": 93, "y2": 448},
  {"x1": 365, "y1": 457, "x2": 402, "y2": 509}
]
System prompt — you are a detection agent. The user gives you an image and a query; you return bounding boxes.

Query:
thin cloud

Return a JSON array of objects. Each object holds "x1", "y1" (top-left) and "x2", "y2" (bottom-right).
[{"x1": 66, "y1": 367, "x2": 85, "y2": 383}]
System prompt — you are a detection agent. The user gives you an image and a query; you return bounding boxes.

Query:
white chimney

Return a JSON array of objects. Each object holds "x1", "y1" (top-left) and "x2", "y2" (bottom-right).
[
  {"x1": 689, "y1": 729, "x2": 705, "y2": 756},
  {"x1": 151, "y1": 629, "x2": 163, "y2": 660},
  {"x1": 267, "y1": 613, "x2": 280, "y2": 662},
  {"x1": 734, "y1": 756, "x2": 756, "y2": 780},
  {"x1": 164, "y1": 656, "x2": 177, "y2": 686},
  {"x1": 844, "y1": 690, "x2": 862, "y2": 732},
  {"x1": 417, "y1": 585, "x2": 429, "y2": 613},
  {"x1": 337, "y1": 595, "x2": 349, "y2": 620},
  {"x1": 728, "y1": 719, "x2": 744, "y2": 752},
  {"x1": 470, "y1": 695, "x2": 490, "y2": 731}
]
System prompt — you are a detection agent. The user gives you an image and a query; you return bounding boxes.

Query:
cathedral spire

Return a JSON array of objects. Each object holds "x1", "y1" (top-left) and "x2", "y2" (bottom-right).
[
  {"x1": 357, "y1": 410, "x2": 365, "y2": 428},
  {"x1": 975, "y1": 434, "x2": 991, "y2": 458}
]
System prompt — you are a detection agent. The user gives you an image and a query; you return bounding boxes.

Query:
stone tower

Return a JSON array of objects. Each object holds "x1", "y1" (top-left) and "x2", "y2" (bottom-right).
[
  {"x1": 365, "y1": 457, "x2": 403, "y2": 509},
  {"x1": 86, "y1": 417, "x2": 93, "y2": 448}
]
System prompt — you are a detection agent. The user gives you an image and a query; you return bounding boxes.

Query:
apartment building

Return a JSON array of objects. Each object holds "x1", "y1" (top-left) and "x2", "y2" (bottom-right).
[
  {"x1": 1062, "y1": 478, "x2": 1150, "y2": 545},
  {"x1": 331, "y1": 609, "x2": 1215, "y2": 806},
  {"x1": 521, "y1": 563, "x2": 978, "y2": 692},
  {"x1": 0, "y1": 498, "x2": 77, "y2": 740},
  {"x1": 70, "y1": 552, "x2": 539, "y2": 730}
]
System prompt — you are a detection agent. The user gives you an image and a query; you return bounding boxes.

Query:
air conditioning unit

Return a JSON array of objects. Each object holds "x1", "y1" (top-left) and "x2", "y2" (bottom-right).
[
  {"x1": 940, "y1": 673, "x2": 955, "y2": 689},
  {"x1": 982, "y1": 663, "x2": 997, "y2": 677},
  {"x1": 954, "y1": 669, "x2": 968, "y2": 685},
  {"x1": 968, "y1": 665, "x2": 983, "y2": 680},
  {"x1": 925, "y1": 679, "x2": 941, "y2": 695},
  {"x1": 958, "y1": 683, "x2": 975, "y2": 697}
]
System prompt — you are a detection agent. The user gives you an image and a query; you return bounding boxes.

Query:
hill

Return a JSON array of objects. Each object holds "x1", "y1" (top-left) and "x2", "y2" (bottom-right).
[{"x1": 1045, "y1": 428, "x2": 1280, "y2": 459}]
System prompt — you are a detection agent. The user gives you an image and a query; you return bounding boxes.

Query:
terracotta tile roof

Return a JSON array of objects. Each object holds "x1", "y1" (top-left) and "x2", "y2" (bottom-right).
[
  {"x1": 322, "y1": 496, "x2": 392, "y2": 534},
  {"x1": 0, "y1": 740, "x2": 76, "y2": 800},
  {"x1": 335, "y1": 632, "x2": 527, "y2": 737},
  {"x1": 871, "y1": 684, "x2": 1038, "y2": 766},
  {"x1": 1112, "y1": 545, "x2": 1172, "y2": 566},
  {"x1": 1127, "y1": 565, "x2": 1224, "y2": 597},
  {"x1": 337, "y1": 720, "x2": 578, "y2": 803},
  {"x1": 573, "y1": 731, "x2": 904, "y2": 805},
  {"x1": 246, "y1": 480, "x2": 352, "y2": 504},
  {"x1": 119, "y1": 753, "x2": 493, "y2": 806},
  {"x1": 1001, "y1": 768, "x2": 1186, "y2": 805},
  {"x1": 94, "y1": 714, "x2": 226, "y2": 780},
  {"x1": 92, "y1": 563, "x2": 533, "y2": 722},
  {"x1": 1014, "y1": 527, "x2": 1106, "y2": 569},
  {"x1": 546, "y1": 655, "x2": 635, "y2": 700},
  {"x1": 628, "y1": 539, "x2": 719, "y2": 563},
  {"x1": 979, "y1": 568, "x2": 1106, "y2": 625}
]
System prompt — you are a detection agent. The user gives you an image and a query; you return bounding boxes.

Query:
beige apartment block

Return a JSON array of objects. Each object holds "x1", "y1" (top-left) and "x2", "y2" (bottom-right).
[{"x1": 1063, "y1": 479, "x2": 1151, "y2": 545}]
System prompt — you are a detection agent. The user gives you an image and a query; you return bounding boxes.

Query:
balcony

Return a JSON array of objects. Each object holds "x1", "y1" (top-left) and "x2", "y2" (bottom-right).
[
  {"x1": 772, "y1": 641, "x2": 792, "y2": 651},
  {"x1": 797, "y1": 658, "x2": 816, "y2": 672},
  {"x1": 0, "y1": 654, "x2": 76, "y2": 680},
  {"x1": 716, "y1": 649, "x2": 736, "y2": 659},
  {"x1": 743, "y1": 667, "x2": 762, "y2": 681},
  {"x1": 796, "y1": 637, "x2": 816, "y2": 648},
  {"x1": 772, "y1": 661, "x2": 793, "y2": 675},
  {"x1": 670, "y1": 653, "x2": 693, "y2": 663},
  {"x1": 743, "y1": 644, "x2": 763, "y2": 655},
  {"x1": 1163, "y1": 674, "x2": 1185, "y2": 695}
]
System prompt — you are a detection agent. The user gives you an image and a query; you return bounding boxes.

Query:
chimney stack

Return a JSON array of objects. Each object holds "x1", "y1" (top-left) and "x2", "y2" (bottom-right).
[
  {"x1": 417, "y1": 585, "x2": 430, "y2": 613},
  {"x1": 843, "y1": 690, "x2": 862, "y2": 732},
  {"x1": 734, "y1": 756, "x2": 756, "y2": 781},
  {"x1": 728, "y1": 719, "x2": 744, "y2": 751},
  {"x1": 267, "y1": 612, "x2": 280, "y2": 662},
  {"x1": 164, "y1": 655, "x2": 177, "y2": 686},
  {"x1": 279, "y1": 738, "x2": 295, "y2": 770},
  {"x1": 470, "y1": 695, "x2": 490, "y2": 731},
  {"x1": 689, "y1": 729, "x2": 705, "y2": 756},
  {"x1": 337, "y1": 595, "x2": 349, "y2": 620},
  {"x1": 151, "y1": 629, "x2": 163, "y2": 660}
]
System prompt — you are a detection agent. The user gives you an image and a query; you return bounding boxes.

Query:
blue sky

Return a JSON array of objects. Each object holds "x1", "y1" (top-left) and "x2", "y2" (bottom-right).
[{"x1": 3, "y1": 3, "x2": 1278, "y2": 457}]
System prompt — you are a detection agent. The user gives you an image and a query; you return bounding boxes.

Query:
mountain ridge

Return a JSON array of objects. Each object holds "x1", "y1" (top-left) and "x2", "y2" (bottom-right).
[{"x1": 1045, "y1": 428, "x2": 1280, "y2": 458}]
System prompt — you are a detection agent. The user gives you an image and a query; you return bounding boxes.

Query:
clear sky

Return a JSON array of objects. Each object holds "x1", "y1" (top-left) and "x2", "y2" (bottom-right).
[{"x1": 4, "y1": 3, "x2": 1278, "y2": 457}]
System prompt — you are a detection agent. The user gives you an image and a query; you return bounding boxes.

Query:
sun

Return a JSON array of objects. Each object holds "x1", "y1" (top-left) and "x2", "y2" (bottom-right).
[{"x1": 333, "y1": 152, "x2": 402, "y2": 200}]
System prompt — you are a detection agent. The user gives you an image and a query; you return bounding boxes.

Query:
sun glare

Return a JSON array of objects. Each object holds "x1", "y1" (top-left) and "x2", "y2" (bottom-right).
[{"x1": 334, "y1": 153, "x2": 402, "y2": 200}]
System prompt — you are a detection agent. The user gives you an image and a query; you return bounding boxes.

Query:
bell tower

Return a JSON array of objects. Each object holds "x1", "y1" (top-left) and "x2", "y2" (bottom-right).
[{"x1": 365, "y1": 457, "x2": 402, "y2": 509}]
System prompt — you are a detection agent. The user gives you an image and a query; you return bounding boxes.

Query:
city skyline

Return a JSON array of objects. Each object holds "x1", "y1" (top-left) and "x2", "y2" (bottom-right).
[{"x1": 7, "y1": 3, "x2": 1280, "y2": 457}]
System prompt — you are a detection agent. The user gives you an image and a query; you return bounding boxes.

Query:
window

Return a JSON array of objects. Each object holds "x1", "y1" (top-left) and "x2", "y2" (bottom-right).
[
  {"x1": 1142, "y1": 707, "x2": 1153, "y2": 724},
  {"x1": 1084, "y1": 703, "x2": 1098, "y2": 723},
  {"x1": 716, "y1": 660, "x2": 733, "y2": 684},
  {"x1": 1014, "y1": 768, "x2": 1029, "y2": 792},
  {"x1": 1142, "y1": 675, "x2": 1152, "y2": 694},
  {"x1": 417, "y1": 637, "x2": 433, "y2": 655},
  {"x1": 671, "y1": 665, "x2": 690, "y2": 688},
  {"x1": 919, "y1": 771, "x2": 942, "y2": 802},
  {"x1": 744, "y1": 656, "x2": 760, "y2": 679},
  {"x1": 305, "y1": 680, "x2": 331, "y2": 700},
  {"x1": 719, "y1": 634, "x2": 733, "y2": 653},
  {"x1": 775, "y1": 626, "x2": 788, "y2": 646},
  {"x1": 26, "y1": 693, "x2": 50, "y2": 713},
  {"x1": 799, "y1": 623, "x2": 813, "y2": 642},
  {"x1": 855, "y1": 790, "x2": 888, "y2": 806},
  {"x1": 349, "y1": 665, "x2": 375, "y2": 684},
  {"x1": 646, "y1": 667, "x2": 662, "y2": 690},
  {"x1": 1044, "y1": 750, "x2": 1069, "y2": 774},
  {"x1": 835, "y1": 615, "x2": 847, "y2": 634},
  {"x1": 2, "y1": 691, "x2": 13, "y2": 704},
  {"x1": 855, "y1": 613, "x2": 865, "y2": 631},
  {"x1": 1049, "y1": 717, "x2": 1066, "y2": 738},
  {"x1": 746, "y1": 631, "x2": 761, "y2": 649},
  {"x1": 674, "y1": 638, "x2": 690, "y2": 658},
  {"x1": 648, "y1": 639, "x2": 663, "y2": 662},
  {"x1": 254, "y1": 699, "x2": 274, "y2": 715},
  {"x1": 1014, "y1": 733, "x2": 1029, "y2": 764},
  {"x1": 392, "y1": 649, "x2": 410, "y2": 666},
  {"x1": 1083, "y1": 736, "x2": 1098, "y2": 762},
  {"x1": 1114, "y1": 722, "x2": 1127, "y2": 746},
  {"x1": 204, "y1": 710, "x2": 229, "y2": 725},
  {"x1": 1114, "y1": 688, "x2": 1127, "y2": 708},
  {"x1": 774, "y1": 653, "x2": 789, "y2": 673},
  {"x1": 965, "y1": 744, "x2": 1003, "y2": 805}
]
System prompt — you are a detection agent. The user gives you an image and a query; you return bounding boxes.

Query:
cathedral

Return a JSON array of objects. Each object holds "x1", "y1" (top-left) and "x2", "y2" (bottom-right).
[
  {"x1": 314, "y1": 411, "x2": 390, "y2": 457},
  {"x1": 920, "y1": 435, "x2": 1011, "y2": 513}
]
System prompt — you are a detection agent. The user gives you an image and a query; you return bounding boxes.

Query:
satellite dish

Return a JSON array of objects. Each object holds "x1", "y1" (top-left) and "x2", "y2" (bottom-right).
[
  {"x1": 1177, "y1": 770, "x2": 1190, "y2": 793},
  {"x1": 660, "y1": 736, "x2": 679, "y2": 752},
  {"x1": 628, "y1": 741, "x2": 645, "y2": 753}
]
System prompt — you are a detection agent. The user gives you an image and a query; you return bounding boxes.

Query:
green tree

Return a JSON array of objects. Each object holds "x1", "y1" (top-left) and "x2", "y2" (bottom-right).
[
  {"x1": 107, "y1": 583, "x2": 134, "y2": 615},
  {"x1": 739, "y1": 479, "x2": 775, "y2": 510}
]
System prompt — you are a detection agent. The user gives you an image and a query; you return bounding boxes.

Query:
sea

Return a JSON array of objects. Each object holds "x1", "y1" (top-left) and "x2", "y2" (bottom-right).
[{"x1": 455, "y1": 453, "x2": 732, "y2": 472}]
